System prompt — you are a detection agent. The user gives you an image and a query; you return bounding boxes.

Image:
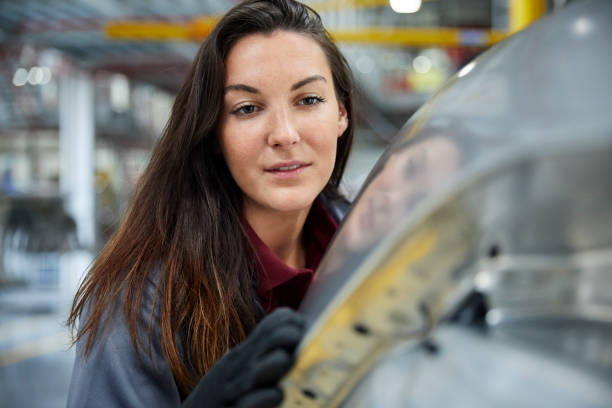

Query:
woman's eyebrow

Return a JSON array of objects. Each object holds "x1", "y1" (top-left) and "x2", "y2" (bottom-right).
[
  {"x1": 291, "y1": 75, "x2": 326, "y2": 90},
  {"x1": 224, "y1": 75, "x2": 326, "y2": 94},
  {"x1": 224, "y1": 84, "x2": 259, "y2": 94}
]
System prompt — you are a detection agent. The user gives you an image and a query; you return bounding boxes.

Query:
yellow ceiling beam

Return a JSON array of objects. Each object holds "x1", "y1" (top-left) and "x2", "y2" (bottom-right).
[
  {"x1": 104, "y1": 1, "x2": 546, "y2": 45},
  {"x1": 332, "y1": 27, "x2": 509, "y2": 47},
  {"x1": 105, "y1": 20, "x2": 509, "y2": 47},
  {"x1": 105, "y1": 17, "x2": 217, "y2": 41}
]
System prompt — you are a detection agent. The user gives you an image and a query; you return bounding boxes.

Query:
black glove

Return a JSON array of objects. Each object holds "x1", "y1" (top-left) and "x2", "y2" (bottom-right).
[{"x1": 182, "y1": 307, "x2": 306, "y2": 408}]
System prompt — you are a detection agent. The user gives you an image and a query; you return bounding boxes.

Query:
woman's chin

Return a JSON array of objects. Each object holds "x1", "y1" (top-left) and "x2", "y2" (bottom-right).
[
  {"x1": 260, "y1": 191, "x2": 319, "y2": 214},
  {"x1": 242, "y1": 183, "x2": 325, "y2": 215},
  {"x1": 269, "y1": 199, "x2": 316, "y2": 213}
]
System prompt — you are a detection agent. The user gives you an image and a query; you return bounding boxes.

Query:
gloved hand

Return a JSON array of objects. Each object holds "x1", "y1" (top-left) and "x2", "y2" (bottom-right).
[{"x1": 182, "y1": 307, "x2": 306, "y2": 408}]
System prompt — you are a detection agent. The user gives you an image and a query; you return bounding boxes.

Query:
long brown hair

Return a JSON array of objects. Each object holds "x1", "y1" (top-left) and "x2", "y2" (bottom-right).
[{"x1": 68, "y1": 0, "x2": 355, "y2": 394}]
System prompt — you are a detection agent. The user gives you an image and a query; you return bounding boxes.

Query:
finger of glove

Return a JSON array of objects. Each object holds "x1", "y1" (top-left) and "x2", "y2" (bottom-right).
[
  {"x1": 236, "y1": 388, "x2": 284, "y2": 408},
  {"x1": 248, "y1": 310, "x2": 306, "y2": 356},
  {"x1": 213, "y1": 346, "x2": 248, "y2": 381},
  {"x1": 253, "y1": 324, "x2": 305, "y2": 359},
  {"x1": 225, "y1": 349, "x2": 293, "y2": 396},
  {"x1": 224, "y1": 309, "x2": 304, "y2": 388},
  {"x1": 220, "y1": 317, "x2": 304, "y2": 384},
  {"x1": 250, "y1": 308, "x2": 305, "y2": 341},
  {"x1": 181, "y1": 364, "x2": 228, "y2": 408},
  {"x1": 250, "y1": 349, "x2": 296, "y2": 388}
]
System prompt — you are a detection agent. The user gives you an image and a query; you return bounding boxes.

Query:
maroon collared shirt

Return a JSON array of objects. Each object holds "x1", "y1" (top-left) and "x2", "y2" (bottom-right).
[{"x1": 245, "y1": 199, "x2": 338, "y2": 313}]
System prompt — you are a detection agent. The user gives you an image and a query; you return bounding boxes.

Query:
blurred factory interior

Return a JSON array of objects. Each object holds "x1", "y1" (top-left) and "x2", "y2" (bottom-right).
[{"x1": 0, "y1": 0, "x2": 572, "y2": 406}]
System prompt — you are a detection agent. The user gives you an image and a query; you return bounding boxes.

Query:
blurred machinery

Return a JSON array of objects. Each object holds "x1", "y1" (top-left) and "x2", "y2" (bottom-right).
[
  {"x1": 280, "y1": 1, "x2": 612, "y2": 406},
  {"x1": 0, "y1": 195, "x2": 78, "y2": 287}
]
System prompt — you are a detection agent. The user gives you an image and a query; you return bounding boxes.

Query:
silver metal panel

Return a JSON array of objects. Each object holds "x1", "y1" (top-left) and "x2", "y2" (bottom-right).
[{"x1": 281, "y1": 1, "x2": 612, "y2": 406}]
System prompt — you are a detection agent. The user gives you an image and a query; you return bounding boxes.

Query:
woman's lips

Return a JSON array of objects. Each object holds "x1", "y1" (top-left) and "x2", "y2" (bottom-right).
[{"x1": 264, "y1": 162, "x2": 311, "y2": 178}]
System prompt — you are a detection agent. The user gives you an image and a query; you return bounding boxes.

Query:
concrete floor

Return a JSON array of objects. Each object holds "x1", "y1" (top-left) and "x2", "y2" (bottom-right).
[
  {"x1": 1, "y1": 342, "x2": 75, "y2": 407},
  {"x1": 0, "y1": 299, "x2": 75, "y2": 407},
  {"x1": 0, "y1": 250, "x2": 92, "y2": 408}
]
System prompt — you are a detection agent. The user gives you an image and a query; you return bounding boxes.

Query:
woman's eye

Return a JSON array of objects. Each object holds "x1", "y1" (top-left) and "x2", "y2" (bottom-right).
[
  {"x1": 299, "y1": 96, "x2": 325, "y2": 106},
  {"x1": 232, "y1": 104, "x2": 258, "y2": 115}
]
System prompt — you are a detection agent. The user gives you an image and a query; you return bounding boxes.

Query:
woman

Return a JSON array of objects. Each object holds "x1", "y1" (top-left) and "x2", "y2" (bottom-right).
[{"x1": 67, "y1": 0, "x2": 355, "y2": 406}]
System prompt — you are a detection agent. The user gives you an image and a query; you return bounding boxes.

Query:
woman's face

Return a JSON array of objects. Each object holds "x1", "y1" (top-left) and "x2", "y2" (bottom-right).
[{"x1": 218, "y1": 30, "x2": 348, "y2": 215}]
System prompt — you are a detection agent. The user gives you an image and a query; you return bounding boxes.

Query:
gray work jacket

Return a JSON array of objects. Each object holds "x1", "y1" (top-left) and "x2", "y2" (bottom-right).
[{"x1": 66, "y1": 194, "x2": 349, "y2": 407}]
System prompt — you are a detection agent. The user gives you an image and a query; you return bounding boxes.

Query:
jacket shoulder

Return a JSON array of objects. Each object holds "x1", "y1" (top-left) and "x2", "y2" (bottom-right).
[{"x1": 67, "y1": 267, "x2": 183, "y2": 407}]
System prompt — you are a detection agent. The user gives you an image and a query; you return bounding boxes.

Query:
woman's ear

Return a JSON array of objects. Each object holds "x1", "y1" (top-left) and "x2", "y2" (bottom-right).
[{"x1": 337, "y1": 101, "x2": 348, "y2": 138}]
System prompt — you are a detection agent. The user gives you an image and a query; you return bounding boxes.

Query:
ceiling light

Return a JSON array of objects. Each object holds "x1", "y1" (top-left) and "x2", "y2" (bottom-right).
[
  {"x1": 110, "y1": 74, "x2": 130, "y2": 113},
  {"x1": 356, "y1": 55, "x2": 375, "y2": 74},
  {"x1": 40, "y1": 67, "x2": 52, "y2": 85},
  {"x1": 12, "y1": 68, "x2": 28, "y2": 86},
  {"x1": 389, "y1": 0, "x2": 421, "y2": 14},
  {"x1": 28, "y1": 66, "x2": 44, "y2": 85},
  {"x1": 412, "y1": 55, "x2": 431, "y2": 74}
]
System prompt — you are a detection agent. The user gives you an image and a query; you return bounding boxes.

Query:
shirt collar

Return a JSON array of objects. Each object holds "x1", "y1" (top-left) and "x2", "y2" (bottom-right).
[{"x1": 245, "y1": 198, "x2": 338, "y2": 297}]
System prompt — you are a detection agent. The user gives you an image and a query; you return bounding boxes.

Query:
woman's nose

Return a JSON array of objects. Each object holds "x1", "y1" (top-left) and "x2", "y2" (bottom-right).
[{"x1": 266, "y1": 108, "x2": 300, "y2": 148}]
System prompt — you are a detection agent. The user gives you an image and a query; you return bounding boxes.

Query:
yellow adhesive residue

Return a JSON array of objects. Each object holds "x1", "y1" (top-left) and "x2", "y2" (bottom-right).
[
  {"x1": 281, "y1": 202, "x2": 478, "y2": 407},
  {"x1": 287, "y1": 227, "x2": 437, "y2": 388}
]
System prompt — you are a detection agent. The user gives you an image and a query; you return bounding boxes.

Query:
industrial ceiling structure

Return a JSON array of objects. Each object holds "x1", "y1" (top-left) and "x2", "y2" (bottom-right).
[{"x1": 0, "y1": 0, "x2": 547, "y2": 132}]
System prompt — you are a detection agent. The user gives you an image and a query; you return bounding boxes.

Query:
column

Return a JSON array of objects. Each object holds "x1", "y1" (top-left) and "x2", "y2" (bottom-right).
[{"x1": 58, "y1": 69, "x2": 95, "y2": 250}]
